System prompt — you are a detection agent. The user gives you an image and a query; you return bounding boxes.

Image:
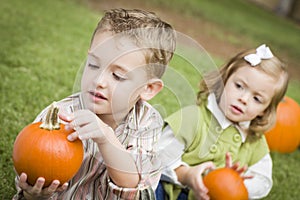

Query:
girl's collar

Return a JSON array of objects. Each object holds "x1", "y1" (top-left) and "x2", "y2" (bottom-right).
[{"x1": 206, "y1": 93, "x2": 250, "y2": 142}]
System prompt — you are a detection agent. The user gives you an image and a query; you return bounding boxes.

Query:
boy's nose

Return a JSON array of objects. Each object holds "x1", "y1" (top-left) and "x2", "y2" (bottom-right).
[{"x1": 94, "y1": 72, "x2": 108, "y2": 88}]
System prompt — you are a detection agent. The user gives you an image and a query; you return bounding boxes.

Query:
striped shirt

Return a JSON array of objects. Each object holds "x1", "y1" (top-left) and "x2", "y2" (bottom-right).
[{"x1": 13, "y1": 93, "x2": 163, "y2": 200}]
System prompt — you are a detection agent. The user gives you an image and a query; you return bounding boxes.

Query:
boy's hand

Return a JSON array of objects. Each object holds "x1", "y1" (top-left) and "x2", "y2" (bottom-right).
[
  {"x1": 225, "y1": 152, "x2": 253, "y2": 180},
  {"x1": 59, "y1": 110, "x2": 113, "y2": 144},
  {"x1": 59, "y1": 110, "x2": 139, "y2": 187},
  {"x1": 18, "y1": 173, "x2": 68, "y2": 200}
]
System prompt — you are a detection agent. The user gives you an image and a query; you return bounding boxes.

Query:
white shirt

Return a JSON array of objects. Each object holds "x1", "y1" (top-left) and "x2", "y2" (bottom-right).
[{"x1": 157, "y1": 94, "x2": 273, "y2": 199}]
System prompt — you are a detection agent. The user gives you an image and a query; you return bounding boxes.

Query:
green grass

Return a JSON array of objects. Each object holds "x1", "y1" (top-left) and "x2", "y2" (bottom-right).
[
  {"x1": 152, "y1": 0, "x2": 300, "y2": 63},
  {"x1": 0, "y1": 0, "x2": 98, "y2": 197},
  {"x1": 0, "y1": 0, "x2": 299, "y2": 199}
]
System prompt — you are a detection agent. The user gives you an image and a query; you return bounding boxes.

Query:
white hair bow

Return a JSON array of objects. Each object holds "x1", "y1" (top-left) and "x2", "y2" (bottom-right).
[{"x1": 244, "y1": 44, "x2": 274, "y2": 66}]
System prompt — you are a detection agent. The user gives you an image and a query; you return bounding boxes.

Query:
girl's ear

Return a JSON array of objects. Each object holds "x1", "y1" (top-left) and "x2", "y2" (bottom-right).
[
  {"x1": 258, "y1": 108, "x2": 267, "y2": 118},
  {"x1": 140, "y1": 79, "x2": 163, "y2": 101}
]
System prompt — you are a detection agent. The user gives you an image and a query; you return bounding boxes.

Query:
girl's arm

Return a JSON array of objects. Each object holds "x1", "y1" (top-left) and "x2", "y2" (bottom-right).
[
  {"x1": 175, "y1": 163, "x2": 215, "y2": 200},
  {"x1": 157, "y1": 125, "x2": 186, "y2": 184},
  {"x1": 243, "y1": 154, "x2": 273, "y2": 199}
]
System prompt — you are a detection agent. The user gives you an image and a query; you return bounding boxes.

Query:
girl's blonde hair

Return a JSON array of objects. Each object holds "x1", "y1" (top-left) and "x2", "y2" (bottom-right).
[
  {"x1": 197, "y1": 48, "x2": 289, "y2": 137},
  {"x1": 90, "y1": 9, "x2": 176, "y2": 78}
]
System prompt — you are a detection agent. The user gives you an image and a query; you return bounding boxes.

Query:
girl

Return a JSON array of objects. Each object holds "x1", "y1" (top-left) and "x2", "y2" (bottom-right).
[{"x1": 157, "y1": 44, "x2": 289, "y2": 200}]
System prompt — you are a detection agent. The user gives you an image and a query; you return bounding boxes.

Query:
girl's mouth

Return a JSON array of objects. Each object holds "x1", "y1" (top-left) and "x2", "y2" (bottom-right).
[{"x1": 231, "y1": 105, "x2": 243, "y2": 114}]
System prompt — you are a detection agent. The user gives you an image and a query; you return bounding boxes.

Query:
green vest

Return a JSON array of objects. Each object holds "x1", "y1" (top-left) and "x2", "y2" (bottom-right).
[{"x1": 163, "y1": 104, "x2": 269, "y2": 200}]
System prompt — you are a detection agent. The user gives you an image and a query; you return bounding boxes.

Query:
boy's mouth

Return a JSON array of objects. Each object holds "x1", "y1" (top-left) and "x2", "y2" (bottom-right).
[{"x1": 89, "y1": 91, "x2": 108, "y2": 101}]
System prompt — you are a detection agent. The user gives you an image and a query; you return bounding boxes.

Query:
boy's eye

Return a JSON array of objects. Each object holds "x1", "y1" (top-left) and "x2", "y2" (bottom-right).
[
  {"x1": 235, "y1": 82, "x2": 243, "y2": 89},
  {"x1": 113, "y1": 73, "x2": 126, "y2": 81},
  {"x1": 88, "y1": 63, "x2": 100, "y2": 70}
]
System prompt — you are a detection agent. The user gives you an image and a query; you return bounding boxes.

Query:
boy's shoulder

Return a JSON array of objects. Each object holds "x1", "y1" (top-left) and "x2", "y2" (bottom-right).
[{"x1": 127, "y1": 100, "x2": 164, "y2": 130}]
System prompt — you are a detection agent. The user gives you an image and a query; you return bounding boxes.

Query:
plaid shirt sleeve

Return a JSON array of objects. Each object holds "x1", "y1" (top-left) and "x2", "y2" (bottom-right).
[{"x1": 106, "y1": 100, "x2": 163, "y2": 199}]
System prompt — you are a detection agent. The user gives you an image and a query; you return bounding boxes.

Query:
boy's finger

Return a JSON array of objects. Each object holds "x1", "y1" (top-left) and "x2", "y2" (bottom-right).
[
  {"x1": 67, "y1": 131, "x2": 79, "y2": 141},
  {"x1": 19, "y1": 173, "x2": 27, "y2": 182},
  {"x1": 57, "y1": 182, "x2": 69, "y2": 192},
  {"x1": 31, "y1": 177, "x2": 45, "y2": 194},
  {"x1": 46, "y1": 180, "x2": 60, "y2": 194},
  {"x1": 18, "y1": 173, "x2": 29, "y2": 189},
  {"x1": 58, "y1": 111, "x2": 74, "y2": 122}
]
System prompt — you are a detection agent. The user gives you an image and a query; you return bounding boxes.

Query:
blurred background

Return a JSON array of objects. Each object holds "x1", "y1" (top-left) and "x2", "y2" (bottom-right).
[{"x1": 1, "y1": 0, "x2": 299, "y2": 199}]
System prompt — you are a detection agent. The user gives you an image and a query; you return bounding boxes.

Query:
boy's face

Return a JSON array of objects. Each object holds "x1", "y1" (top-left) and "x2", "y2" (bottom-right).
[
  {"x1": 81, "y1": 32, "x2": 149, "y2": 121},
  {"x1": 219, "y1": 66, "x2": 277, "y2": 123}
]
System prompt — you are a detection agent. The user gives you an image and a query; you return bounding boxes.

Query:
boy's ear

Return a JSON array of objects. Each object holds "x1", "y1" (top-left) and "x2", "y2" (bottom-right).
[{"x1": 140, "y1": 79, "x2": 163, "y2": 101}]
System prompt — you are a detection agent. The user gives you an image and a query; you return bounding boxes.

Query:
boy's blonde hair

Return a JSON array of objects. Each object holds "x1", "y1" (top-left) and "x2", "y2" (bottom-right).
[
  {"x1": 91, "y1": 8, "x2": 176, "y2": 78},
  {"x1": 197, "y1": 48, "x2": 289, "y2": 137}
]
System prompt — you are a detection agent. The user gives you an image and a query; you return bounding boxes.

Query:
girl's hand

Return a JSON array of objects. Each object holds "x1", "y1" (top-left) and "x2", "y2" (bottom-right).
[
  {"x1": 18, "y1": 173, "x2": 68, "y2": 200},
  {"x1": 59, "y1": 110, "x2": 113, "y2": 144},
  {"x1": 225, "y1": 152, "x2": 253, "y2": 180},
  {"x1": 177, "y1": 162, "x2": 215, "y2": 200}
]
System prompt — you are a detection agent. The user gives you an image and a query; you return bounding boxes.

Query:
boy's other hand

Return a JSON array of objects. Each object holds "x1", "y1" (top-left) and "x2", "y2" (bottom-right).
[
  {"x1": 18, "y1": 173, "x2": 68, "y2": 200},
  {"x1": 59, "y1": 110, "x2": 113, "y2": 144}
]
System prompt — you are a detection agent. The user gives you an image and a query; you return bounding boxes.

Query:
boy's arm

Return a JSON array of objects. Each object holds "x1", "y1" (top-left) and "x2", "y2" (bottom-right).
[
  {"x1": 95, "y1": 126, "x2": 140, "y2": 188},
  {"x1": 244, "y1": 154, "x2": 273, "y2": 199},
  {"x1": 103, "y1": 125, "x2": 164, "y2": 199},
  {"x1": 62, "y1": 110, "x2": 140, "y2": 188}
]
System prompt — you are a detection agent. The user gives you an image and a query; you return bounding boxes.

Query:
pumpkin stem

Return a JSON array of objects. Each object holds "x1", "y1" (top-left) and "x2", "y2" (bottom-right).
[{"x1": 40, "y1": 102, "x2": 60, "y2": 130}]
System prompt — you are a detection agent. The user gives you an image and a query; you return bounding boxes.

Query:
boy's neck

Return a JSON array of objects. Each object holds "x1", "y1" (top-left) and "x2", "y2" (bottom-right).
[{"x1": 97, "y1": 112, "x2": 127, "y2": 130}]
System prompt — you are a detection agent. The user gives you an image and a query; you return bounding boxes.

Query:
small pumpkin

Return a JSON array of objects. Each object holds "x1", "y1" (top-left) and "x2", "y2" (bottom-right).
[
  {"x1": 13, "y1": 103, "x2": 83, "y2": 187},
  {"x1": 203, "y1": 167, "x2": 248, "y2": 200},
  {"x1": 265, "y1": 96, "x2": 300, "y2": 153}
]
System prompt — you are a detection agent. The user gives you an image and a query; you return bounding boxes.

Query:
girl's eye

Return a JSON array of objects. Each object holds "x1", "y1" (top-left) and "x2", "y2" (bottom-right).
[
  {"x1": 88, "y1": 63, "x2": 100, "y2": 70},
  {"x1": 113, "y1": 73, "x2": 126, "y2": 81},
  {"x1": 254, "y1": 96, "x2": 262, "y2": 103}
]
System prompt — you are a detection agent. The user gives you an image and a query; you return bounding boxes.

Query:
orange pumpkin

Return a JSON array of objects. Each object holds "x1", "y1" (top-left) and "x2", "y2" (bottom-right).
[
  {"x1": 13, "y1": 103, "x2": 83, "y2": 187},
  {"x1": 265, "y1": 96, "x2": 300, "y2": 153},
  {"x1": 203, "y1": 168, "x2": 248, "y2": 200}
]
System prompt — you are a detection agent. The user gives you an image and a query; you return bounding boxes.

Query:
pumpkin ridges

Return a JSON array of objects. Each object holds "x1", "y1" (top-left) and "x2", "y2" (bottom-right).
[
  {"x1": 12, "y1": 103, "x2": 83, "y2": 187},
  {"x1": 265, "y1": 96, "x2": 300, "y2": 153},
  {"x1": 203, "y1": 168, "x2": 248, "y2": 200}
]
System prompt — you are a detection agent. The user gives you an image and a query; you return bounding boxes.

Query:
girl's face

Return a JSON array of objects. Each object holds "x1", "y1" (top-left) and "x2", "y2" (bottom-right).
[
  {"x1": 219, "y1": 66, "x2": 277, "y2": 123},
  {"x1": 81, "y1": 32, "x2": 148, "y2": 123}
]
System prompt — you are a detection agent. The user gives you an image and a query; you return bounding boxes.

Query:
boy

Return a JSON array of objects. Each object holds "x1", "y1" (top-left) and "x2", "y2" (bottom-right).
[{"x1": 13, "y1": 8, "x2": 176, "y2": 200}]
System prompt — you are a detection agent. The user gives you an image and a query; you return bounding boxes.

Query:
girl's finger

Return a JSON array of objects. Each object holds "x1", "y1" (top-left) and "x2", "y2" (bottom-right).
[
  {"x1": 225, "y1": 152, "x2": 232, "y2": 167},
  {"x1": 243, "y1": 175, "x2": 254, "y2": 180}
]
